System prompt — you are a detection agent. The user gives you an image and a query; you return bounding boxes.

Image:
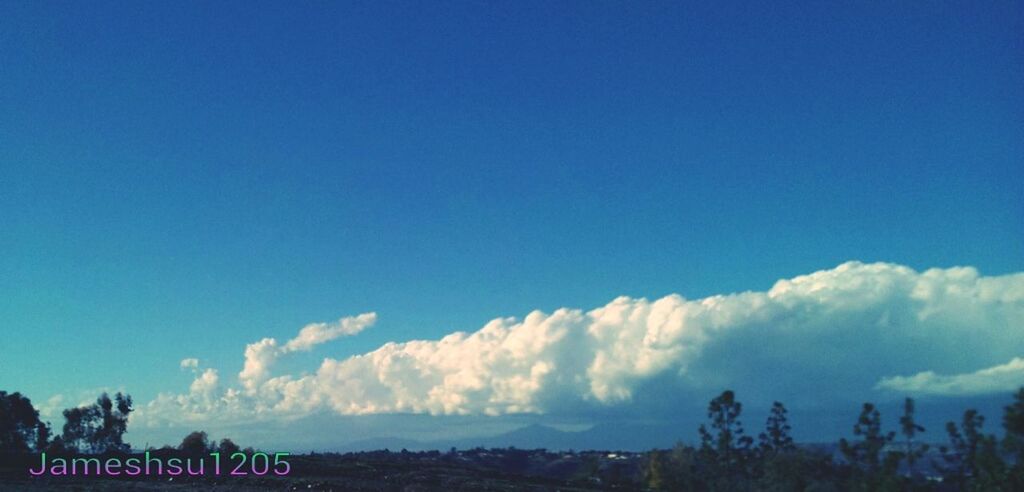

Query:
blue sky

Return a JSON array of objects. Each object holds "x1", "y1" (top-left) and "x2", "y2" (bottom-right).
[{"x1": 1, "y1": 1, "x2": 1022, "y2": 448}]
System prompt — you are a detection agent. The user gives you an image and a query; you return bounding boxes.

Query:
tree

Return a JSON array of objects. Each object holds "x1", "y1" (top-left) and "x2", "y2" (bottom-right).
[
  {"x1": 755, "y1": 401, "x2": 812, "y2": 491},
  {"x1": 839, "y1": 403, "x2": 894, "y2": 471},
  {"x1": 61, "y1": 405, "x2": 100, "y2": 453},
  {"x1": 43, "y1": 435, "x2": 67, "y2": 454},
  {"x1": 838, "y1": 403, "x2": 900, "y2": 491},
  {"x1": 179, "y1": 431, "x2": 211, "y2": 455},
  {"x1": 217, "y1": 437, "x2": 240, "y2": 455},
  {"x1": 941, "y1": 409, "x2": 983, "y2": 483},
  {"x1": 759, "y1": 401, "x2": 795, "y2": 454},
  {"x1": 898, "y1": 397, "x2": 927, "y2": 476},
  {"x1": 645, "y1": 449, "x2": 669, "y2": 490},
  {"x1": 1005, "y1": 387, "x2": 1024, "y2": 489},
  {"x1": 60, "y1": 392, "x2": 133, "y2": 454},
  {"x1": 0, "y1": 391, "x2": 49, "y2": 451},
  {"x1": 36, "y1": 421, "x2": 51, "y2": 452},
  {"x1": 698, "y1": 390, "x2": 754, "y2": 486},
  {"x1": 644, "y1": 444, "x2": 703, "y2": 491},
  {"x1": 1006, "y1": 388, "x2": 1024, "y2": 453},
  {"x1": 940, "y1": 409, "x2": 1006, "y2": 490},
  {"x1": 94, "y1": 393, "x2": 132, "y2": 453}
]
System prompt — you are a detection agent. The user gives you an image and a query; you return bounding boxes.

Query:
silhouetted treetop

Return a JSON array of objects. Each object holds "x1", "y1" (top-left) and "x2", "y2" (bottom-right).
[{"x1": 0, "y1": 391, "x2": 49, "y2": 452}]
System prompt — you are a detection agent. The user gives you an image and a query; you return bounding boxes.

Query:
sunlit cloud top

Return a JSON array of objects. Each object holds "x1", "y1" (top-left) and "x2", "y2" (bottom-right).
[{"x1": 136, "y1": 261, "x2": 1024, "y2": 428}]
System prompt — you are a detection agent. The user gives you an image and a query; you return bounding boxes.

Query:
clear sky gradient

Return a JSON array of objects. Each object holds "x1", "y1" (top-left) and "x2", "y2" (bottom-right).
[{"x1": 1, "y1": 1, "x2": 1022, "y2": 442}]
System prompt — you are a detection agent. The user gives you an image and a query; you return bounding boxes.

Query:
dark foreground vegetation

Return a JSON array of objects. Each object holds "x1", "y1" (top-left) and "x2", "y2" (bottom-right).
[
  {"x1": 641, "y1": 389, "x2": 1024, "y2": 491},
  {"x1": 2, "y1": 388, "x2": 1023, "y2": 490}
]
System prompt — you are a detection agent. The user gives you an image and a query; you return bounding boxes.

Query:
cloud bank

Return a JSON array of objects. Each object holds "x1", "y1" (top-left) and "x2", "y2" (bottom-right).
[
  {"x1": 876, "y1": 357, "x2": 1024, "y2": 396},
  {"x1": 137, "y1": 262, "x2": 1024, "y2": 427}
]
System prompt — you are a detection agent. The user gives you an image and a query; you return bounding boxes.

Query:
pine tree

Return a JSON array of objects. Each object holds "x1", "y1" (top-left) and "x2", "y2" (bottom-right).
[
  {"x1": 839, "y1": 403, "x2": 900, "y2": 490},
  {"x1": 1004, "y1": 387, "x2": 1024, "y2": 488},
  {"x1": 940, "y1": 408, "x2": 1007, "y2": 490},
  {"x1": 898, "y1": 397, "x2": 927, "y2": 476},
  {"x1": 759, "y1": 401, "x2": 795, "y2": 454},
  {"x1": 699, "y1": 390, "x2": 753, "y2": 487}
]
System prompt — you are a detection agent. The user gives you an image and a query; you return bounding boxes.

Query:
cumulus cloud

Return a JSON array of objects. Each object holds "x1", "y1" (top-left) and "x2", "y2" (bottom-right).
[
  {"x1": 136, "y1": 262, "x2": 1024, "y2": 427},
  {"x1": 876, "y1": 357, "x2": 1024, "y2": 396},
  {"x1": 239, "y1": 338, "x2": 280, "y2": 393},
  {"x1": 190, "y1": 368, "x2": 220, "y2": 396},
  {"x1": 282, "y1": 313, "x2": 377, "y2": 352},
  {"x1": 180, "y1": 358, "x2": 199, "y2": 370},
  {"x1": 238, "y1": 314, "x2": 377, "y2": 394}
]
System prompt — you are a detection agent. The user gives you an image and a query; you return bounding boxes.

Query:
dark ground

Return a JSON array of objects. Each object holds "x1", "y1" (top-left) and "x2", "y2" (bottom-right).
[{"x1": 0, "y1": 450, "x2": 642, "y2": 491}]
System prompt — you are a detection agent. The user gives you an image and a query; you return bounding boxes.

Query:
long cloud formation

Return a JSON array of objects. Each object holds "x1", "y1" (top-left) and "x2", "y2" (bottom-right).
[
  {"x1": 876, "y1": 357, "x2": 1024, "y2": 396},
  {"x1": 137, "y1": 262, "x2": 1024, "y2": 427}
]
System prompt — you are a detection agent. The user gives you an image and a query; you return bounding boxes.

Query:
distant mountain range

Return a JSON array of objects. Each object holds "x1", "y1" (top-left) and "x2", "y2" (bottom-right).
[
  {"x1": 334, "y1": 422, "x2": 686, "y2": 452},
  {"x1": 251, "y1": 393, "x2": 1011, "y2": 454}
]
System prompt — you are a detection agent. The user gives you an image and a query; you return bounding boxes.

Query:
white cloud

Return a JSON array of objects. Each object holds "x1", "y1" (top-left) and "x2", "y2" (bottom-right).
[
  {"x1": 190, "y1": 368, "x2": 220, "y2": 396},
  {"x1": 37, "y1": 394, "x2": 66, "y2": 422},
  {"x1": 135, "y1": 262, "x2": 1024, "y2": 428},
  {"x1": 875, "y1": 357, "x2": 1024, "y2": 396},
  {"x1": 282, "y1": 313, "x2": 377, "y2": 353},
  {"x1": 237, "y1": 313, "x2": 377, "y2": 394},
  {"x1": 180, "y1": 358, "x2": 199, "y2": 370},
  {"x1": 239, "y1": 338, "x2": 279, "y2": 393}
]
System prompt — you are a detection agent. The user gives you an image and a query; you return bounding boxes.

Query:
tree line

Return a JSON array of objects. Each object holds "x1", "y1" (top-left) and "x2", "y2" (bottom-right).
[
  {"x1": 0, "y1": 391, "x2": 132, "y2": 454},
  {"x1": 644, "y1": 388, "x2": 1024, "y2": 491},
  {"x1": 4, "y1": 386, "x2": 1024, "y2": 489},
  {"x1": 0, "y1": 391, "x2": 244, "y2": 457}
]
